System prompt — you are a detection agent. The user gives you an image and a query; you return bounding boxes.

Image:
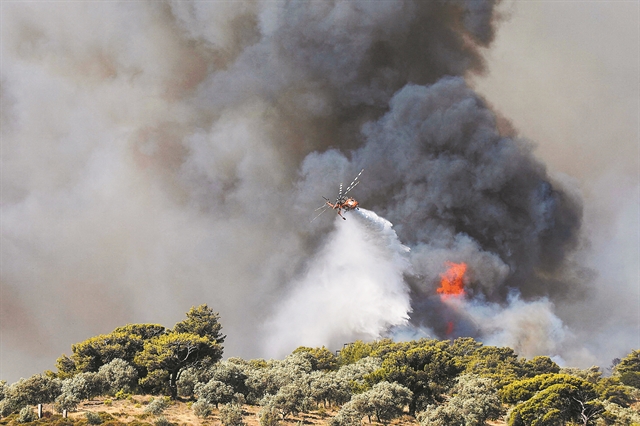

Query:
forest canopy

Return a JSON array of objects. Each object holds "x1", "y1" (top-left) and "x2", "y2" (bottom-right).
[{"x1": 1, "y1": 306, "x2": 638, "y2": 426}]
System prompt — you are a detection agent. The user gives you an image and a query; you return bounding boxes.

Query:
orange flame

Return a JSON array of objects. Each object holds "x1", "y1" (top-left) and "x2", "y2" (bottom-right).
[
  {"x1": 437, "y1": 261, "x2": 467, "y2": 297},
  {"x1": 446, "y1": 321, "x2": 454, "y2": 336}
]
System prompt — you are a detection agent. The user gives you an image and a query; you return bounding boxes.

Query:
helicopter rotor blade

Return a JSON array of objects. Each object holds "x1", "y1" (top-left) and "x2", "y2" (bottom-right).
[
  {"x1": 344, "y1": 180, "x2": 360, "y2": 195},
  {"x1": 344, "y1": 169, "x2": 364, "y2": 195},
  {"x1": 335, "y1": 183, "x2": 343, "y2": 204},
  {"x1": 310, "y1": 206, "x2": 329, "y2": 223}
]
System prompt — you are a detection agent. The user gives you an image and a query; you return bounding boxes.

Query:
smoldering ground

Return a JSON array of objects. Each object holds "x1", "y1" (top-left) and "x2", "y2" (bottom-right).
[{"x1": 1, "y1": 1, "x2": 637, "y2": 382}]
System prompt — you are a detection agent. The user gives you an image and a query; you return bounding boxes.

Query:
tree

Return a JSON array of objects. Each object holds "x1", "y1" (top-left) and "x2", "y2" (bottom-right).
[
  {"x1": 173, "y1": 305, "x2": 226, "y2": 345},
  {"x1": 308, "y1": 371, "x2": 351, "y2": 408},
  {"x1": 448, "y1": 338, "x2": 483, "y2": 359},
  {"x1": 613, "y1": 350, "x2": 640, "y2": 375},
  {"x1": 374, "y1": 340, "x2": 461, "y2": 415},
  {"x1": 418, "y1": 404, "x2": 464, "y2": 426},
  {"x1": 522, "y1": 356, "x2": 560, "y2": 377},
  {"x1": 338, "y1": 341, "x2": 376, "y2": 366},
  {"x1": 614, "y1": 349, "x2": 640, "y2": 389},
  {"x1": 273, "y1": 385, "x2": 305, "y2": 419},
  {"x1": 244, "y1": 352, "x2": 314, "y2": 404},
  {"x1": 600, "y1": 399, "x2": 640, "y2": 425},
  {"x1": 416, "y1": 375, "x2": 502, "y2": 426},
  {"x1": 330, "y1": 401, "x2": 363, "y2": 426},
  {"x1": 464, "y1": 346, "x2": 524, "y2": 388},
  {"x1": 293, "y1": 346, "x2": 338, "y2": 371},
  {"x1": 560, "y1": 366, "x2": 602, "y2": 384},
  {"x1": 0, "y1": 374, "x2": 62, "y2": 416},
  {"x1": 209, "y1": 359, "x2": 250, "y2": 396},
  {"x1": 97, "y1": 358, "x2": 138, "y2": 394},
  {"x1": 135, "y1": 332, "x2": 223, "y2": 399},
  {"x1": 500, "y1": 373, "x2": 596, "y2": 405},
  {"x1": 54, "y1": 372, "x2": 106, "y2": 413},
  {"x1": 112, "y1": 324, "x2": 165, "y2": 340},
  {"x1": 596, "y1": 377, "x2": 635, "y2": 408},
  {"x1": 508, "y1": 382, "x2": 602, "y2": 426},
  {"x1": 259, "y1": 403, "x2": 281, "y2": 426},
  {"x1": 353, "y1": 381, "x2": 412, "y2": 424},
  {"x1": 263, "y1": 381, "x2": 310, "y2": 420},
  {"x1": 445, "y1": 375, "x2": 502, "y2": 425},
  {"x1": 55, "y1": 324, "x2": 165, "y2": 378},
  {"x1": 336, "y1": 357, "x2": 382, "y2": 395},
  {"x1": 195, "y1": 379, "x2": 234, "y2": 408}
]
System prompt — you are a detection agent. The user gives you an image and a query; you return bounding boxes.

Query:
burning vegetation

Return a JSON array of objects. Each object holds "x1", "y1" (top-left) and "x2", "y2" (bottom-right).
[{"x1": 437, "y1": 262, "x2": 468, "y2": 298}]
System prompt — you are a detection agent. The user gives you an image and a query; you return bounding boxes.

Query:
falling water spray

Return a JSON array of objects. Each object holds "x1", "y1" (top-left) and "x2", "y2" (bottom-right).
[{"x1": 264, "y1": 209, "x2": 412, "y2": 357}]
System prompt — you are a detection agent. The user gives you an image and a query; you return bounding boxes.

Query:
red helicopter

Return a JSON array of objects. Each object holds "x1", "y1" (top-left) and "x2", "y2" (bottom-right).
[{"x1": 313, "y1": 169, "x2": 363, "y2": 221}]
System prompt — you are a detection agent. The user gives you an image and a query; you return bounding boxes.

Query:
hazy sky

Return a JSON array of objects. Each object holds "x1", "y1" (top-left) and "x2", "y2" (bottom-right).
[{"x1": 1, "y1": 0, "x2": 638, "y2": 384}]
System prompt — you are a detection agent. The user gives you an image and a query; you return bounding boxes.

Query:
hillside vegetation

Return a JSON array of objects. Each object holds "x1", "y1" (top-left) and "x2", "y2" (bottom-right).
[{"x1": 1, "y1": 305, "x2": 639, "y2": 426}]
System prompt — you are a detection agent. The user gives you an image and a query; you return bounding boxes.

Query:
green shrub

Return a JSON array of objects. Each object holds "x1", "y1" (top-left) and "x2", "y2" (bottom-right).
[
  {"x1": 17, "y1": 406, "x2": 38, "y2": 423},
  {"x1": 192, "y1": 400, "x2": 213, "y2": 418},
  {"x1": 85, "y1": 411, "x2": 103, "y2": 425},
  {"x1": 154, "y1": 416, "x2": 172, "y2": 426},
  {"x1": 54, "y1": 392, "x2": 80, "y2": 413},
  {"x1": 114, "y1": 389, "x2": 131, "y2": 400},
  {"x1": 259, "y1": 405, "x2": 280, "y2": 426},
  {"x1": 220, "y1": 403, "x2": 244, "y2": 426},
  {"x1": 97, "y1": 359, "x2": 138, "y2": 395},
  {"x1": 2, "y1": 375, "x2": 62, "y2": 416},
  {"x1": 144, "y1": 397, "x2": 169, "y2": 415}
]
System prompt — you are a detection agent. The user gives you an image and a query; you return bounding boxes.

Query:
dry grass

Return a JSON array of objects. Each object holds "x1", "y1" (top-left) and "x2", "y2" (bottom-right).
[{"x1": 30, "y1": 397, "x2": 507, "y2": 426}]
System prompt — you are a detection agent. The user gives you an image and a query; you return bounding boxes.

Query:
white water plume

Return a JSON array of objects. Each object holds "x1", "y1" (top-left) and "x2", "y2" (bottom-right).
[{"x1": 263, "y1": 209, "x2": 412, "y2": 357}]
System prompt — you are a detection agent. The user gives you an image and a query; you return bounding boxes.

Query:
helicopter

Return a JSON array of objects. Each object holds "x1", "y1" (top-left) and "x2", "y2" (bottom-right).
[{"x1": 312, "y1": 169, "x2": 363, "y2": 221}]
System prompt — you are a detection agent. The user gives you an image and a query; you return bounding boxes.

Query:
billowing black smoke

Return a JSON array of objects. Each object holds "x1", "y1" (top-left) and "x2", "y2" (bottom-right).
[{"x1": 355, "y1": 77, "x2": 583, "y2": 302}]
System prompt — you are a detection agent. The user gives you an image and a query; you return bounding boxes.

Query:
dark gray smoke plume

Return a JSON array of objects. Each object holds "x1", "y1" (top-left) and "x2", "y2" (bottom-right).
[{"x1": 1, "y1": 0, "x2": 635, "y2": 382}]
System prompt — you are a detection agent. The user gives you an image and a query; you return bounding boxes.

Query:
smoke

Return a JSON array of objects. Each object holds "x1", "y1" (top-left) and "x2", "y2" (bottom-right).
[
  {"x1": 440, "y1": 293, "x2": 570, "y2": 360},
  {"x1": 264, "y1": 209, "x2": 411, "y2": 356},
  {"x1": 0, "y1": 0, "x2": 636, "y2": 382}
]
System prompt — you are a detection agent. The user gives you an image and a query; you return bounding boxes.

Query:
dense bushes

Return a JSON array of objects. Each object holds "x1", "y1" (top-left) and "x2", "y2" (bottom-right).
[
  {"x1": 1, "y1": 309, "x2": 638, "y2": 426},
  {"x1": 418, "y1": 375, "x2": 502, "y2": 426},
  {"x1": 55, "y1": 304, "x2": 224, "y2": 400},
  {"x1": 0, "y1": 374, "x2": 61, "y2": 416}
]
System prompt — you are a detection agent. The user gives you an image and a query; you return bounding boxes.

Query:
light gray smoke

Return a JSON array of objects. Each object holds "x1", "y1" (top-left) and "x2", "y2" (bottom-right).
[{"x1": 0, "y1": 0, "x2": 635, "y2": 382}]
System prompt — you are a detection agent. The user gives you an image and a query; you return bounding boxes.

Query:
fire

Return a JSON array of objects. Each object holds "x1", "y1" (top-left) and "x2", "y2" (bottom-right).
[
  {"x1": 446, "y1": 321, "x2": 454, "y2": 336},
  {"x1": 437, "y1": 261, "x2": 467, "y2": 298}
]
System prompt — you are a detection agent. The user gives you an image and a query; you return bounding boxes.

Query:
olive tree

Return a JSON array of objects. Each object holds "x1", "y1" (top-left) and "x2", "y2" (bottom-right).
[
  {"x1": 419, "y1": 375, "x2": 502, "y2": 426},
  {"x1": 220, "y1": 403, "x2": 245, "y2": 426},
  {"x1": 97, "y1": 358, "x2": 138, "y2": 394},
  {"x1": 194, "y1": 379, "x2": 234, "y2": 408},
  {"x1": 330, "y1": 401, "x2": 364, "y2": 426},
  {"x1": 0, "y1": 374, "x2": 62, "y2": 416},
  {"x1": 358, "y1": 381, "x2": 412, "y2": 424},
  {"x1": 54, "y1": 372, "x2": 105, "y2": 413}
]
